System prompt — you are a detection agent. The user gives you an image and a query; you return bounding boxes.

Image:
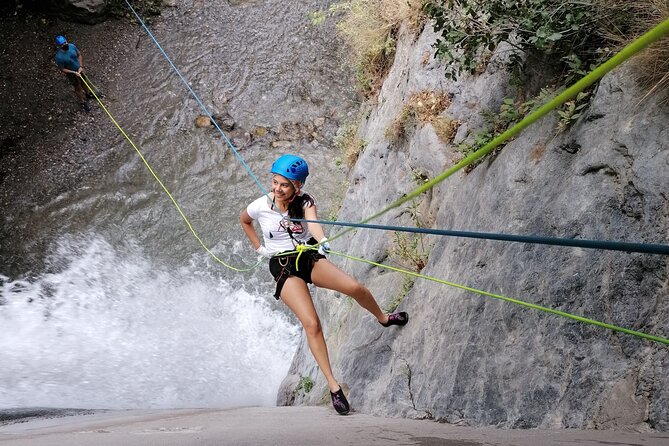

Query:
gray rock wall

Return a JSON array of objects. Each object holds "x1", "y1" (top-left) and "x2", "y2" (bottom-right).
[
  {"x1": 48, "y1": 0, "x2": 110, "y2": 23},
  {"x1": 278, "y1": 24, "x2": 669, "y2": 431},
  {"x1": 15, "y1": 1, "x2": 160, "y2": 24}
]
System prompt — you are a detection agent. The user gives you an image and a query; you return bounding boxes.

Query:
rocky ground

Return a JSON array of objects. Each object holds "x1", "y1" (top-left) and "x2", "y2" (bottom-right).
[{"x1": 0, "y1": 8, "x2": 149, "y2": 275}]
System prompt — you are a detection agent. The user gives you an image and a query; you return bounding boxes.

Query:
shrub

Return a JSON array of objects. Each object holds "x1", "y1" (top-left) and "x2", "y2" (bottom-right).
[
  {"x1": 423, "y1": 0, "x2": 629, "y2": 85},
  {"x1": 391, "y1": 231, "x2": 428, "y2": 271},
  {"x1": 332, "y1": 0, "x2": 427, "y2": 97},
  {"x1": 389, "y1": 200, "x2": 431, "y2": 272},
  {"x1": 386, "y1": 105, "x2": 413, "y2": 143},
  {"x1": 385, "y1": 276, "x2": 416, "y2": 313},
  {"x1": 386, "y1": 90, "x2": 451, "y2": 143},
  {"x1": 411, "y1": 168, "x2": 430, "y2": 185},
  {"x1": 294, "y1": 375, "x2": 315, "y2": 396},
  {"x1": 458, "y1": 87, "x2": 596, "y2": 171},
  {"x1": 557, "y1": 91, "x2": 590, "y2": 131},
  {"x1": 432, "y1": 116, "x2": 461, "y2": 144},
  {"x1": 595, "y1": 0, "x2": 669, "y2": 103},
  {"x1": 458, "y1": 97, "x2": 528, "y2": 171},
  {"x1": 335, "y1": 122, "x2": 367, "y2": 166}
]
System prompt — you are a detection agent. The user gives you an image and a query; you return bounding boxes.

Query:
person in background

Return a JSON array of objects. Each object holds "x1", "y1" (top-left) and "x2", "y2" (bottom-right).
[
  {"x1": 54, "y1": 35, "x2": 90, "y2": 112},
  {"x1": 240, "y1": 154, "x2": 409, "y2": 415}
]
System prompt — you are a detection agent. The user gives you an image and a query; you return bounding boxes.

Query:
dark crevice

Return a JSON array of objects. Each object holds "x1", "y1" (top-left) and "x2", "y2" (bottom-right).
[
  {"x1": 580, "y1": 164, "x2": 618, "y2": 177},
  {"x1": 402, "y1": 358, "x2": 434, "y2": 420},
  {"x1": 559, "y1": 141, "x2": 581, "y2": 154}
]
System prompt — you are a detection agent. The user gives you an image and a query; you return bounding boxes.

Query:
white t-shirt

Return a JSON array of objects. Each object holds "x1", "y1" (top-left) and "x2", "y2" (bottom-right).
[{"x1": 246, "y1": 195, "x2": 314, "y2": 252}]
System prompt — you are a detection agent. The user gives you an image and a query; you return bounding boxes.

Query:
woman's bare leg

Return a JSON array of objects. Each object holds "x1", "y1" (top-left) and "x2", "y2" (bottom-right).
[
  {"x1": 311, "y1": 259, "x2": 390, "y2": 325},
  {"x1": 280, "y1": 276, "x2": 341, "y2": 392}
]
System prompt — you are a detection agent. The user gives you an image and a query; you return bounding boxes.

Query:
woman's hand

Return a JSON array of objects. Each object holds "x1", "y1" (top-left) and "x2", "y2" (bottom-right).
[
  {"x1": 240, "y1": 209, "x2": 263, "y2": 251},
  {"x1": 256, "y1": 245, "x2": 276, "y2": 259},
  {"x1": 318, "y1": 237, "x2": 330, "y2": 256}
]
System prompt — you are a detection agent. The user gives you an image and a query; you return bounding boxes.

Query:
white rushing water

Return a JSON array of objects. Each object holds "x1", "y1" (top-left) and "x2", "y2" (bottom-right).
[
  {"x1": 0, "y1": 234, "x2": 299, "y2": 409},
  {"x1": 0, "y1": 0, "x2": 355, "y2": 412}
]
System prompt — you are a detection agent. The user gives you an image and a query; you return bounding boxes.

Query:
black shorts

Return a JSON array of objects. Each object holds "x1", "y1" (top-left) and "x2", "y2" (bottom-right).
[
  {"x1": 66, "y1": 72, "x2": 84, "y2": 88},
  {"x1": 269, "y1": 242, "x2": 325, "y2": 299}
]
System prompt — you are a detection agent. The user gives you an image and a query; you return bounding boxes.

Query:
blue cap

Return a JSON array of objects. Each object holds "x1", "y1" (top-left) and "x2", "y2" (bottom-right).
[
  {"x1": 271, "y1": 154, "x2": 309, "y2": 184},
  {"x1": 55, "y1": 35, "x2": 67, "y2": 46}
]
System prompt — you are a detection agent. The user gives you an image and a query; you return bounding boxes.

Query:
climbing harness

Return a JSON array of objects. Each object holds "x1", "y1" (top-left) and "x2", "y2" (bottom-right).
[{"x1": 269, "y1": 244, "x2": 325, "y2": 299}]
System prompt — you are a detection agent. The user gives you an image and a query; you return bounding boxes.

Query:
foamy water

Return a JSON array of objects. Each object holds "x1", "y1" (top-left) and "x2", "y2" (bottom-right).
[{"x1": 0, "y1": 235, "x2": 299, "y2": 409}]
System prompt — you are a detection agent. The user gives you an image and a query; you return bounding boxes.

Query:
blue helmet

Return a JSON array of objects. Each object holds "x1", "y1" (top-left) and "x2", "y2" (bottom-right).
[
  {"x1": 55, "y1": 35, "x2": 67, "y2": 46},
  {"x1": 271, "y1": 154, "x2": 309, "y2": 183}
]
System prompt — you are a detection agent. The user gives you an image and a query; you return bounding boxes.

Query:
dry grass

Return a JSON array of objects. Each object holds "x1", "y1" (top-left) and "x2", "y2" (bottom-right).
[
  {"x1": 432, "y1": 116, "x2": 462, "y2": 144},
  {"x1": 390, "y1": 232, "x2": 428, "y2": 272},
  {"x1": 335, "y1": 0, "x2": 427, "y2": 97},
  {"x1": 385, "y1": 106, "x2": 413, "y2": 142},
  {"x1": 407, "y1": 91, "x2": 451, "y2": 123},
  {"x1": 375, "y1": 0, "x2": 427, "y2": 34},
  {"x1": 335, "y1": 122, "x2": 367, "y2": 166},
  {"x1": 594, "y1": 0, "x2": 669, "y2": 102},
  {"x1": 386, "y1": 91, "x2": 451, "y2": 143},
  {"x1": 631, "y1": 1, "x2": 669, "y2": 103}
]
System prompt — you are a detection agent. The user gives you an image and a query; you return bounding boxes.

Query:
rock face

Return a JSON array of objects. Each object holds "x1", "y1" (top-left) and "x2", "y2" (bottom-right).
[
  {"x1": 278, "y1": 24, "x2": 669, "y2": 431},
  {"x1": 51, "y1": 0, "x2": 110, "y2": 24},
  {"x1": 24, "y1": 1, "x2": 160, "y2": 24}
]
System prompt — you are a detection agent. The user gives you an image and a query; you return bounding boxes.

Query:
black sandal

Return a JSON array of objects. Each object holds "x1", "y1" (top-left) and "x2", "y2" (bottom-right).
[
  {"x1": 330, "y1": 387, "x2": 350, "y2": 415},
  {"x1": 380, "y1": 311, "x2": 409, "y2": 327}
]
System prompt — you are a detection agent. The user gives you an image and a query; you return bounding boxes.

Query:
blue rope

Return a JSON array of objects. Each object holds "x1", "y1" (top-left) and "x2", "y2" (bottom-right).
[
  {"x1": 123, "y1": 0, "x2": 271, "y2": 201},
  {"x1": 295, "y1": 218, "x2": 669, "y2": 255}
]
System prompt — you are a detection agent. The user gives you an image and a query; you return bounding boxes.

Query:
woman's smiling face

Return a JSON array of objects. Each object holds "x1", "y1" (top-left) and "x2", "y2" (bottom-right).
[{"x1": 271, "y1": 174, "x2": 295, "y2": 201}]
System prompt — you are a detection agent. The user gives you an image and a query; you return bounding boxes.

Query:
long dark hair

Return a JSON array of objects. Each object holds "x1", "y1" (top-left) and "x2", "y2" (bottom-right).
[{"x1": 288, "y1": 193, "x2": 314, "y2": 220}]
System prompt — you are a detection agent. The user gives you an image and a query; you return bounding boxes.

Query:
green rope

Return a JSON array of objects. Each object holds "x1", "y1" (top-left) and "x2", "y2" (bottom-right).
[
  {"x1": 327, "y1": 249, "x2": 669, "y2": 346},
  {"x1": 80, "y1": 75, "x2": 262, "y2": 273},
  {"x1": 326, "y1": 16, "x2": 669, "y2": 246}
]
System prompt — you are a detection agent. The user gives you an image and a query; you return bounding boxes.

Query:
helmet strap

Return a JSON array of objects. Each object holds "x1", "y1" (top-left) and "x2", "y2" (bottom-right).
[{"x1": 290, "y1": 180, "x2": 302, "y2": 198}]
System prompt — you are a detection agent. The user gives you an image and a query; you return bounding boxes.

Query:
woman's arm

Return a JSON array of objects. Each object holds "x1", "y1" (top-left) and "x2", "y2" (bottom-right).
[
  {"x1": 77, "y1": 49, "x2": 84, "y2": 72},
  {"x1": 304, "y1": 204, "x2": 326, "y2": 242},
  {"x1": 240, "y1": 209, "x2": 261, "y2": 250}
]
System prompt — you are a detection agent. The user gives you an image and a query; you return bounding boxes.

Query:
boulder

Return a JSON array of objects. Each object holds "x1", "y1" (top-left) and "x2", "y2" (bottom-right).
[
  {"x1": 52, "y1": 0, "x2": 110, "y2": 24},
  {"x1": 195, "y1": 112, "x2": 236, "y2": 132},
  {"x1": 195, "y1": 116, "x2": 212, "y2": 128},
  {"x1": 211, "y1": 112, "x2": 235, "y2": 132}
]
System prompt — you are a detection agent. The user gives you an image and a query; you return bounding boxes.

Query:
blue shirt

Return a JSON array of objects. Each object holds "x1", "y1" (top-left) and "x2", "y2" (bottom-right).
[{"x1": 55, "y1": 44, "x2": 80, "y2": 71}]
